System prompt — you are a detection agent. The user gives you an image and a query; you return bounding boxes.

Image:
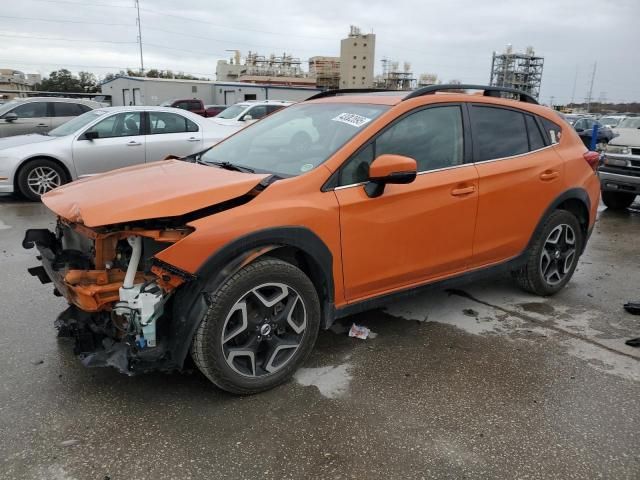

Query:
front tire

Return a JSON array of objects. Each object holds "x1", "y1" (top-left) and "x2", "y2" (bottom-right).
[
  {"x1": 602, "y1": 191, "x2": 636, "y2": 210},
  {"x1": 513, "y1": 210, "x2": 583, "y2": 296},
  {"x1": 191, "y1": 257, "x2": 320, "y2": 394},
  {"x1": 16, "y1": 159, "x2": 67, "y2": 201}
]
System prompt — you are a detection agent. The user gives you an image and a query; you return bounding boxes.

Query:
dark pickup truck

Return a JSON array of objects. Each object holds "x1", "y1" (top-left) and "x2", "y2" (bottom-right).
[{"x1": 161, "y1": 98, "x2": 220, "y2": 117}]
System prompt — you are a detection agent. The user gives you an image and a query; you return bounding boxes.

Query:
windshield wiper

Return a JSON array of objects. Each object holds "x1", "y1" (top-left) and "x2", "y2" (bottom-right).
[{"x1": 206, "y1": 160, "x2": 255, "y2": 173}]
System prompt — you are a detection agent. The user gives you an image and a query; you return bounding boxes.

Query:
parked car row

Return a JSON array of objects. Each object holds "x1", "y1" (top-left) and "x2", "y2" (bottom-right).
[
  {"x1": 0, "y1": 97, "x2": 103, "y2": 137},
  {"x1": 0, "y1": 106, "x2": 227, "y2": 201},
  {"x1": 599, "y1": 116, "x2": 640, "y2": 209}
]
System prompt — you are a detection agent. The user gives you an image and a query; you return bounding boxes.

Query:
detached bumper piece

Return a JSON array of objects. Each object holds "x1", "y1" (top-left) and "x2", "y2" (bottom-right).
[{"x1": 55, "y1": 305, "x2": 175, "y2": 375}]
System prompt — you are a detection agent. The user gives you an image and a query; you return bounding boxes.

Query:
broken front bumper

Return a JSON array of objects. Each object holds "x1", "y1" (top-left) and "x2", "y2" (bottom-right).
[{"x1": 23, "y1": 224, "x2": 194, "y2": 375}]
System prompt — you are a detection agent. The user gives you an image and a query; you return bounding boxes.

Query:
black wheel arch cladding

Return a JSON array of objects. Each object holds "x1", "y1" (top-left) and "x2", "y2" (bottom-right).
[{"x1": 167, "y1": 226, "x2": 334, "y2": 368}]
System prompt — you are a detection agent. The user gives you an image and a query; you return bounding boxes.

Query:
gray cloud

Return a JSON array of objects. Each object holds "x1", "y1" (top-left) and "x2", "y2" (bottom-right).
[{"x1": 1, "y1": 0, "x2": 638, "y2": 103}]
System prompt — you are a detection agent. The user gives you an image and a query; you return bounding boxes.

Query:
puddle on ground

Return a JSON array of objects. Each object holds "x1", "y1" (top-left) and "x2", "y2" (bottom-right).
[
  {"x1": 519, "y1": 302, "x2": 555, "y2": 315},
  {"x1": 294, "y1": 363, "x2": 353, "y2": 399}
]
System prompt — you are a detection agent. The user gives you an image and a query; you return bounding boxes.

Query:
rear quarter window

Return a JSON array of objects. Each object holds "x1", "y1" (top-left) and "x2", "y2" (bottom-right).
[
  {"x1": 525, "y1": 115, "x2": 546, "y2": 151},
  {"x1": 540, "y1": 117, "x2": 562, "y2": 145}
]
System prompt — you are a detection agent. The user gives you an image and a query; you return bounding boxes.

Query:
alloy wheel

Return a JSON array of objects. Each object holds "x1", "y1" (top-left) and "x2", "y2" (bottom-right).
[
  {"x1": 221, "y1": 282, "x2": 307, "y2": 377},
  {"x1": 539, "y1": 224, "x2": 577, "y2": 286},
  {"x1": 26, "y1": 166, "x2": 62, "y2": 196}
]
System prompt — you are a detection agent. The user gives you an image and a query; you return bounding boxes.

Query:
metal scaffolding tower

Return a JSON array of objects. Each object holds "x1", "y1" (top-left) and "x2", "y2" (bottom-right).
[{"x1": 489, "y1": 45, "x2": 544, "y2": 99}]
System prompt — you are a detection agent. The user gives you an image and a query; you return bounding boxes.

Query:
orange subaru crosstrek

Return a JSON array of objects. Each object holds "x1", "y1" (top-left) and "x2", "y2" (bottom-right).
[{"x1": 24, "y1": 85, "x2": 601, "y2": 394}]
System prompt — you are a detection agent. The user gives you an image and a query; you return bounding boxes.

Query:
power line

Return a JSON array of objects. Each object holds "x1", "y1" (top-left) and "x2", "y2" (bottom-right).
[
  {"x1": 26, "y1": 0, "x2": 134, "y2": 8},
  {"x1": 0, "y1": 58, "x2": 212, "y2": 78},
  {"x1": 0, "y1": 32, "x2": 136, "y2": 44},
  {"x1": 139, "y1": 7, "x2": 337, "y2": 41},
  {"x1": 0, "y1": 14, "x2": 132, "y2": 27}
]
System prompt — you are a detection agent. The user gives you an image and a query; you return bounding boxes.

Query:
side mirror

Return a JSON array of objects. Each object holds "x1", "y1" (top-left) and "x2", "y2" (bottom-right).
[
  {"x1": 364, "y1": 154, "x2": 417, "y2": 198},
  {"x1": 242, "y1": 114, "x2": 253, "y2": 122},
  {"x1": 3, "y1": 112, "x2": 18, "y2": 122},
  {"x1": 83, "y1": 130, "x2": 99, "y2": 141}
]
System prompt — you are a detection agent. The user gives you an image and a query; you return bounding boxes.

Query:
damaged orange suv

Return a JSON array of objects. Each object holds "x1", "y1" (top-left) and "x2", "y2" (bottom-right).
[{"x1": 24, "y1": 85, "x2": 600, "y2": 394}]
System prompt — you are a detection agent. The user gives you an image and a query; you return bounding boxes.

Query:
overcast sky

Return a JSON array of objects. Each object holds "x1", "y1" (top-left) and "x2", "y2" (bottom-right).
[{"x1": 2, "y1": 0, "x2": 639, "y2": 103}]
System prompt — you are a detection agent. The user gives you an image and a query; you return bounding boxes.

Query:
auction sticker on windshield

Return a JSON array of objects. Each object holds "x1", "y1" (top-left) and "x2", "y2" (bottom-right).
[{"x1": 331, "y1": 112, "x2": 372, "y2": 128}]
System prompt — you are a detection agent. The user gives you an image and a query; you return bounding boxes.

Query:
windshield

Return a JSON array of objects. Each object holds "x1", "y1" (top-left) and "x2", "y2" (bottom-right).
[
  {"x1": 49, "y1": 110, "x2": 105, "y2": 137},
  {"x1": 0, "y1": 100, "x2": 20, "y2": 115},
  {"x1": 201, "y1": 102, "x2": 389, "y2": 176},
  {"x1": 617, "y1": 117, "x2": 640, "y2": 129},
  {"x1": 215, "y1": 104, "x2": 247, "y2": 119},
  {"x1": 600, "y1": 117, "x2": 620, "y2": 127}
]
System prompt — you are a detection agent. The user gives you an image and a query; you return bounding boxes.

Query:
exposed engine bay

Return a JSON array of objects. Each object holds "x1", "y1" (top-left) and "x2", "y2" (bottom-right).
[{"x1": 23, "y1": 220, "x2": 193, "y2": 374}]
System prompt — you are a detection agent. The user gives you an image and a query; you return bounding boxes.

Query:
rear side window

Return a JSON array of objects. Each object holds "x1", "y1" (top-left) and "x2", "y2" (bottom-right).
[
  {"x1": 267, "y1": 105, "x2": 285, "y2": 114},
  {"x1": 470, "y1": 106, "x2": 528, "y2": 161},
  {"x1": 541, "y1": 118, "x2": 562, "y2": 144},
  {"x1": 148, "y1": 111, "x2": 198, "y2": 134},
  {"x1": 52, "y1": 102, "x2": 84, "y2": 117},
  {"x1": 525, "y1": 115, "x2": 545, "y2": 151}
]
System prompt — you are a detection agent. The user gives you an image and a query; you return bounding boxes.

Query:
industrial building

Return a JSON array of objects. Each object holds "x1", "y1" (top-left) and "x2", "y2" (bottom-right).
[
  {"x1": 489, "y1": 45, "x2": 544, "y2": 99},
  {"x1": 100, "y1": 76, "x2": 319, "y2": 106},
  {"x1": 339, "y1": 26, "x2": 376, "y2": 88},
  {"x1": 308, "y1": 56, "x2": 341, "y2": 90},
  {"x1": 376, "y1": 59, "x2": 416, "y2": 90},
  {"x1": 0, "y1": 69, "x2": 41, "y2": 100},
  {"x1": 216, "y1": 50, "x2": 315, "y2": 87}
]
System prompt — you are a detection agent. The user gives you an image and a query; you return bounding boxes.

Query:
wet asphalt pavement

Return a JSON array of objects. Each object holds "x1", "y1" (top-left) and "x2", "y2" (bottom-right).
[{"x1": 0, "y1": 194, "x2": 638, "y2": 480}]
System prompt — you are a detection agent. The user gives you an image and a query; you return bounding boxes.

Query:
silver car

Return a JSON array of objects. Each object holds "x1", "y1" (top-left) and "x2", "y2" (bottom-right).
[
  {"x1": 0, "y1": 106, "x2": 225, "y2": 200},
  {"x1": 0, "y1": 97, "x2": 103, "y2": 137}
]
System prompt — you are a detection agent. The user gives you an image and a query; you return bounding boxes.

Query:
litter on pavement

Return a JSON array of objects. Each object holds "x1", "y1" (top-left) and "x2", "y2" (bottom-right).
[{"x1": 348, "y1": 323, "x2": 371, "y2": 340}]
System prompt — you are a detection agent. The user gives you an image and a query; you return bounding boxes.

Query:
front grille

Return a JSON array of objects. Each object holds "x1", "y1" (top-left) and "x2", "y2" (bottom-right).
[
  {"x1": 631, "y1": 148, "x2": 640, "y2": 156},
  {"x1": 599, "y1": 166, "x2": 640, "y2": 177}
]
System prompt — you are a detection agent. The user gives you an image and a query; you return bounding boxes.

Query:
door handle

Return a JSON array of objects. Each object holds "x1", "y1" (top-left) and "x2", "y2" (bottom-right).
[
  {"x1": 127, "y1": 141, "x2": 142, "y2": 146},
  {"x1": 539, "y1": 170, "x2": 559, "y2": 181},
  {"x1": 451, "y1": 185, "x2": 476, "y2": 196},
  {"x1": 187, "y1": 137, "x2": 200, "y2": 142},
  {"x1": 36, "y1": 124, "x2": 48, "y2": 127}
]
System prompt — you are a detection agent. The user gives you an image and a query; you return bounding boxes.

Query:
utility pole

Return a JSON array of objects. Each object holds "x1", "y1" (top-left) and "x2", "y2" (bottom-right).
[
  {"x1": 135, "y1": 0, "x2": 144, "y2": 76},
  {"x1": 570, "y1": 66, "x2": 578, "y2": 105},
  {"x1": 586, "y1": 62, "x2": 597, "y2": 113}
]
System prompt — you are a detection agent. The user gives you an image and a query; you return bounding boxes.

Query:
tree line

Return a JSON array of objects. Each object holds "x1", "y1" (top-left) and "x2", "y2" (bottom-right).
[{"x1": 34, "y1": 69, "x2": 210, "y2": 93}]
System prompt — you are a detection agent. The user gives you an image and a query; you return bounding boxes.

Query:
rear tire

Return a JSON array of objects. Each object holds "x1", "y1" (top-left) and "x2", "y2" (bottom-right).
[
  {"x1": 513, "y1": 210, "x2": 583, "y2": 296},
  {"x1": 601, "y1": 191, "x2": 636, "y2": 210},
  {"x1": 191, "y1": 257, "x2": 320, "y2": 394},
  {"x1": 16, "y1": 159, "x2": 68, "y2": 202}
]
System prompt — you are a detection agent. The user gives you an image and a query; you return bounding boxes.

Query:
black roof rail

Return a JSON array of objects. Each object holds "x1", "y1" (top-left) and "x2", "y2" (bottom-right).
[
  {"x1": 403, "y1": 84, "x2": 539, "y2": 105},
  {"x1": 306, "y1": 88, "x2": 394, "y2": 101}
]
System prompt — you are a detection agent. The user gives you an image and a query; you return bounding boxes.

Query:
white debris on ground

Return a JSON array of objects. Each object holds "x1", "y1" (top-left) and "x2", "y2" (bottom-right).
[
  {"x1": 294, "y1": 363, "x2": 353, "y2": 399},
  {"x1": 348, "y1": 323, "x2": 371, "y2": 339}
]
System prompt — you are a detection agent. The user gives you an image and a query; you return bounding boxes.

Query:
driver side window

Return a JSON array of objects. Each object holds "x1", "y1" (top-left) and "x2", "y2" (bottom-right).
[
  {"x1": 246, "y1": 105, "x2": 268, "y2": 120},
  {"x1": 338, "y1": 105, "x2": 464, "y2": 186},
  {"x1": 85, "y1": 112, "x2": 141, "y2": 139}
]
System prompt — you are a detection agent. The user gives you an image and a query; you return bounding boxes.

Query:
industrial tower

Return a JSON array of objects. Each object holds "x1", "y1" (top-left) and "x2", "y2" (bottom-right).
[{"x1": 489, "y1": 45, "x2": 544, "y2": 99}]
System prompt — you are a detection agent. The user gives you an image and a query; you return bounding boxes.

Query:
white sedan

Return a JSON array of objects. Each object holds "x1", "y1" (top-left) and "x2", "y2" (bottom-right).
[{"x1": 0, "y1": 106, "x2": 225, "y2": 200}]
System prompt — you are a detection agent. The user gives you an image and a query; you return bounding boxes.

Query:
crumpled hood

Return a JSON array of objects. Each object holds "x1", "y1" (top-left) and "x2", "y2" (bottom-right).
[
  {"x1": 42, "y1": 159, "x2": 269, "y2": 227},
  {"x1": 0, "y1": 134, "x2": 56, "y2": 151},
  {"x1": 610, "y1": 128, "x2": 640, "y2": 147}
]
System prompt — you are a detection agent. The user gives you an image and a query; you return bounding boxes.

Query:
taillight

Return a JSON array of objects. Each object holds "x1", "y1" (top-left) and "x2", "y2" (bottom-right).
[{"x1": 583, "y1": 151, "x2": 600, "y2": 171}]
